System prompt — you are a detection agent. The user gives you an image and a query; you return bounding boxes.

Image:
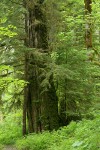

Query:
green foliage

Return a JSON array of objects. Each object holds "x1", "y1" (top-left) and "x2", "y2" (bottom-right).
[
  {"x1": 0, "y1": 1, "x2": 17, "y2": 40},
  {"x1": 0, "y1": 144, "x2": 4, "y2": 150},
  {"x1": 0, "y1": 0, "x2": 99, "y2": 149},
  {"x1": 0, "y1": 111, "x2": 22, "y2": 145},
  {"x1": 16, "y1": 132, "x2": 53, "y2": 150},
  {"x1": 46, "y1": 0, "x2": 100, "y2": 119},
  {"x1": 0, "y1": 25, "x2": 17, "y2": 38},
  {"x1": 16, "y1": 123, "x2": 77, "y2": 150},
  {"x1": 16, "y1": 113, "x2": 100, "y2": 150},
  {"x1": 0, "y1": 0, "x2": 26, "y2": 113},
  {"x1": 0, "y1": 65, "x2": 27, "y2": 113}
]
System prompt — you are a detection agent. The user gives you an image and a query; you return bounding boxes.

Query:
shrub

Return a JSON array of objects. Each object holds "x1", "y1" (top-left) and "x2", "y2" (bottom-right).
[
  {"x1": 0, "y1": 111, "x2": 22, "y2": 145},
  {"x1": 16, "y1": 114, "x2": 100, "y2": 150}
]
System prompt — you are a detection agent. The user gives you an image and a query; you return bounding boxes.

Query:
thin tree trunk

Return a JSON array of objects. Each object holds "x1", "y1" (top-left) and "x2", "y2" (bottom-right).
[
  {"x1": 84, "y1": 0, "x2": 92, "y2": 49},
  {"x1": 23, "y1": 54, "x2": 28, "y2": 135},
  {"x1": 22, "y1": 0, "x2": 29, "y2": 134}
]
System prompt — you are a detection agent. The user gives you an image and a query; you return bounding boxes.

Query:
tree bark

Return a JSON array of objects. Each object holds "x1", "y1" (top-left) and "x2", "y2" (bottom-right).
[
  {"x1": 23, "y1": 0, "x2": 59, "y2": 134},
  {"x1": 84, "y1": 0, "x2": 92, "y2": 49}
]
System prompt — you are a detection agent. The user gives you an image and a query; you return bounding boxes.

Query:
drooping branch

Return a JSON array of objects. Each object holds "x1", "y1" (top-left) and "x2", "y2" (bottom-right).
[{"x1": 9, "y1": 0, "x2": 23, "y2": 6}]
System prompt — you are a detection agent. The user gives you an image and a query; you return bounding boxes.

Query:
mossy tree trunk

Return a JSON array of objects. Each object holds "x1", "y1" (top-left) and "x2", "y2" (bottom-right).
[{"x1": 23, "y1": 0, "x2": 59, "y2": 135}]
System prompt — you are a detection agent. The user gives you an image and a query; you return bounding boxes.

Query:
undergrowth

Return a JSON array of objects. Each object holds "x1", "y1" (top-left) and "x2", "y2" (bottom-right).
[
  {"x1": 0, "y1": 144, "x2": 4, "y2": 150},
  {"x1": 16, "y1": 111, "x2": 100, "y2": 150},
  {"x1": 0, "y1": 110, "x2": 99, "y2": 150},
  {"x1": 0, "y1": 111, "x2": 22, "y2": 145}
]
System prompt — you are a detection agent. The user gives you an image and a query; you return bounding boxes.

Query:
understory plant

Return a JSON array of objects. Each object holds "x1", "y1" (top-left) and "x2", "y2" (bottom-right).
[
  {"x1": 0, "y1": 111, "x2": 22, "y2": 145},
  {"x1": 16, "y1": 111, "x2": 100, "y2": 150}
]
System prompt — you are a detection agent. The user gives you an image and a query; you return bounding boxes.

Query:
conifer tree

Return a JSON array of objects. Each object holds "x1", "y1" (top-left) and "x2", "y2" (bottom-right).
[{"x1": 23, "y1": 0, "x2": 59, "y2": 134}]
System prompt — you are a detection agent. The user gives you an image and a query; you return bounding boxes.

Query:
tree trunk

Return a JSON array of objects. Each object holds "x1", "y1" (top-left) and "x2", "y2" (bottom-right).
[
  {"x1": 84, "y1": 0, "x2": 92, "y2": 49},
  {"x1": 23, "y1": 0, "x2": 59, "y2": 134},
  {"x1": 23, "y1": 54, "x2": 28, "y2": 135},
  {"x1": 41, "y1": 74, "x2": 59, "y2": 130}
]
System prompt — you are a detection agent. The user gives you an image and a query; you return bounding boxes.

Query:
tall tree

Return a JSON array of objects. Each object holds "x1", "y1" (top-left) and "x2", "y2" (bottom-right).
[{"x1": 23, "y1": 0, "x2": 59, "y2": 134}]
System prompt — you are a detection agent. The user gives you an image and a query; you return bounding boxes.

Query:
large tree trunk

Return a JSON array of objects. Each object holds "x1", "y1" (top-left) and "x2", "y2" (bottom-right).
[
  {"x1": 23, "y1": 0, "x2": 59, "y2": 134},
  {"x1": 41, "y1": 74, "x2": 59, "y2": 130}
]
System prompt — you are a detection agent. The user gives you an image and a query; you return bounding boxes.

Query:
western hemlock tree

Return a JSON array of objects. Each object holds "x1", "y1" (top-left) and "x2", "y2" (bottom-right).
[{"x1": 23, "y1": 0, "x2": 59, "y2": 134}]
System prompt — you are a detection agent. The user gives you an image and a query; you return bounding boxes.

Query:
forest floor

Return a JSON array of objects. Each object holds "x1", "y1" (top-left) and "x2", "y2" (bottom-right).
[{"x1": 3, "y1": 145, "x2": 17, "y2": 150}]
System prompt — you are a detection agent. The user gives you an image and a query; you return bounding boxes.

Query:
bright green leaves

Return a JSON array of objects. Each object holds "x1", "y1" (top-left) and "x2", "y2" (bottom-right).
[
  {"x1": 15, "y1": 114, "x2": 100, "y2": 150},
  {"x1": 72, "y1": 141, "x2": 83, "y2": 148},
  {"x1": 0, "y1": 24, "x2": 17, "y2": 38},
  {"x1": 0, "y1": 65, "x2": 26, "y2": 91},
  {"x1": 0, "y1": 111, "x2": 22, "y2": 145},
  {"x1": 0, "y1": 17, "x2": 7, "y2": 24},
  {"x1": 0, "y1": 65, "x2": 27, "y2": 112},
  {"x1": 0, "y1": 1, "x2": 17, "y2": 40}
]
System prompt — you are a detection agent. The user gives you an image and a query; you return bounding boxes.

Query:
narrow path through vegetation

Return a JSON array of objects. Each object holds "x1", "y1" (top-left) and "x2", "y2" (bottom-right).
[{"x1": 3, "y1": 146, "x2": 17, "y2": 150}]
